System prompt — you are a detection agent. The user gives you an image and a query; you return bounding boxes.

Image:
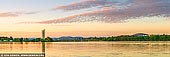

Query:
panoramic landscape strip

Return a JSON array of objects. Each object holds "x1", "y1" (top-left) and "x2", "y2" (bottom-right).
[{"x1": 0, "y1": 33, "x2": 170, "y2": 42}]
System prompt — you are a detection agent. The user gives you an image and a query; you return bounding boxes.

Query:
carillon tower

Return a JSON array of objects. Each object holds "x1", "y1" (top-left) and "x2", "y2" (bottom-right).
[{"x1": 42, "y1": 29, "x2": 45, "y2": 38}]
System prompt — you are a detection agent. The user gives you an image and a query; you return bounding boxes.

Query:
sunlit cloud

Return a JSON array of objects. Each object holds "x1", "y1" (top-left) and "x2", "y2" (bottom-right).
[
  {"x1": 0, "y1": 11, "x2": 42, "y2": 17},
  {"x1": 34, "y1": 8, "x2": 117, "y2": 24},
  {"x1": 20, "y1": 0, "x2": 170, "y2": 24},
  {"x1": 55, "y1": 0, "x2": 130, "y2": 11},
  {"x1": 0, "y1": 12, "x2": 20, "y2": 17}
]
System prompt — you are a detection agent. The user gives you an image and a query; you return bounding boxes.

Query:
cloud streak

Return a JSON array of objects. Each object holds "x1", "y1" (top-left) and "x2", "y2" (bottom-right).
[
  {"x1": 0, "y1": 11, "x2": 41, "y2": 17},
  {"x1": 55, "y1": 0, "x2": 130, "y2": 11},
  {"x1": 0, "y1": 9, "x2": 51, "y2": 17},
  {"x1": 0, "y1": 12, "x2": 20, "y2": 17},
  {"x1": 20, "y1": 0, "x2": 170, "y2": 24}
]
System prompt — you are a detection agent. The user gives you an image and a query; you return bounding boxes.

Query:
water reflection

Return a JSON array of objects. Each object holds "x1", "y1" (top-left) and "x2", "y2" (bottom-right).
[
  {"x1": 0, "y1": 42, "x2": 170, "y2": 57},
  {"x1": 0, "y1": 42, "x2": 42, "y2": 53}
]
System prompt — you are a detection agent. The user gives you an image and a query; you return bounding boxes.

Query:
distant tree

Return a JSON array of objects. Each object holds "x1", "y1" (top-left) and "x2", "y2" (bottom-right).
[
  {"x1": 20, "y1": 38, "x2": 24, "y2": 42},
  {"x1": 35, "y1": 38, "x2": 41, "y2": 42},
  {"x1": 13, "y1": 38, "x2": 20, "y2": 42},
  {"x1": 45, "y1": 37, "x2": 53, "y2": 42},
  {"x1": 24, "y1": 38, "x2": 29, "y2": 42},
  {"x1": 9, "y1": 36, "x2": 13, "y2": 40}
]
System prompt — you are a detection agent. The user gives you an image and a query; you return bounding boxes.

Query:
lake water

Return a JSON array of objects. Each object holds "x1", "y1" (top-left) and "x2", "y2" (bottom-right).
[{"x1": 0, "y1": 42, "x2": 170, "y2": 57}]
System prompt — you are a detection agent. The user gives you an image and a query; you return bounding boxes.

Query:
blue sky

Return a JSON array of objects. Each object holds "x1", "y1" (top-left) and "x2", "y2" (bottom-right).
[{"x1": 0, "y1": 0, "x2": 79, "y2": 11}]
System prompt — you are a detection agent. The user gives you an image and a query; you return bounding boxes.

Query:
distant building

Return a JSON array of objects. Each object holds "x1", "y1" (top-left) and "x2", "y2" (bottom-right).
[
  {"x1": 42, "y1": 29, "x2": 45, "y2": 38},
  {"x1": 133, "y1": 33, "x2": 149, "y2": 37}
]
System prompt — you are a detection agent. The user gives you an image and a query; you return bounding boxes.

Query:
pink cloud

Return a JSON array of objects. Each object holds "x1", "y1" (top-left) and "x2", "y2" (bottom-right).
[
  {"x1": 55, "y1": 0, "x2": 125, "y2": 11},
  {"x1": 0, "y1": 12, "x2": 19, "y2": 17},
  {"x1": 20, "y1": 0, "x2": 170, "y2": 24},
  {"x1": 35, "y1": 8, "x2": 120, "y2": 24},
  {"x1": 55, "y1": 0, "x2": 101, "y2": 11},
  {"x1": 0, "y1": 11, "x2": 42, "y2": 17}
]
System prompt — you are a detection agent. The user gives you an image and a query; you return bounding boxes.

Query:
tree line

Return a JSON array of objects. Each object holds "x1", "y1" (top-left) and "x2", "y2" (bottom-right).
[
  {"x1": 90, "y1": 34, "x2": 170, "y2": 41},
  {"x1": 0, "y1": 36, "x2": 53, "y2": 42},
  {"x1": 1, "y1": 34, "x2": 170, "y2": 42}
]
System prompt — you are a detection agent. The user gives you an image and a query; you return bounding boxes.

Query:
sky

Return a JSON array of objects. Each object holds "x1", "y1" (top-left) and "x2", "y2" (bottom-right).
[{"x1": 0, "y1": 0, "x2": 170, "y2": 38}]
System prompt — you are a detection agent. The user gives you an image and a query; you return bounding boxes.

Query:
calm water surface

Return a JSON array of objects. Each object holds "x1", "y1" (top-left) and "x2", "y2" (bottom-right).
[{"x1": 0, "y1": 42, "x2": 170, "y2": 57}]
